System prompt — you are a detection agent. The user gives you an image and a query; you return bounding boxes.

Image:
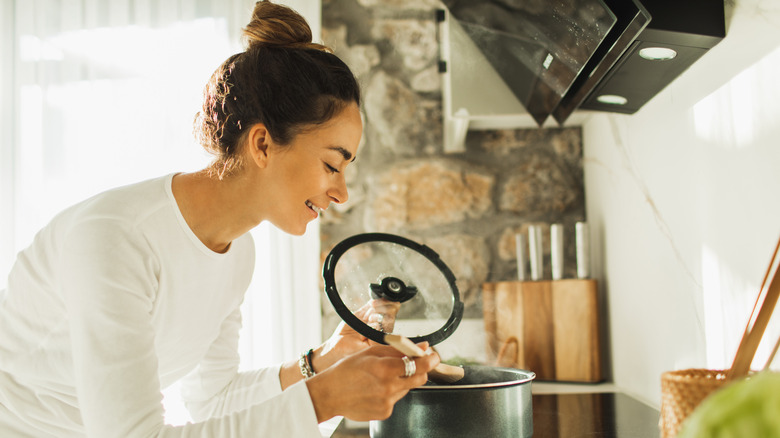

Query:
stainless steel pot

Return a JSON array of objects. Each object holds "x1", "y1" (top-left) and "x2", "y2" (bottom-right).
[
  {"x1": 370, "y1": 366, "x2": 535, "y2": 438},
  {"x1": 322, "y1": 234, "x2": 535, "y2": 437}
]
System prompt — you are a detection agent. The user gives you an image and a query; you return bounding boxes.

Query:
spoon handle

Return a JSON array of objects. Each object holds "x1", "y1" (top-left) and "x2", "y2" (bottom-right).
[{"x1": 384, "y1": 334, "x2": 465, "y2": 383}]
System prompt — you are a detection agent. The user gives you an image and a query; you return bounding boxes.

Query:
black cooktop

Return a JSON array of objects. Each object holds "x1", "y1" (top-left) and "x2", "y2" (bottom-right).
[
  {"x1": 533, "y1": 392, "x2": 660, "y2": 437},
  {"x1": 331, "y1": 391, "x2": 660, "y2": 437}
]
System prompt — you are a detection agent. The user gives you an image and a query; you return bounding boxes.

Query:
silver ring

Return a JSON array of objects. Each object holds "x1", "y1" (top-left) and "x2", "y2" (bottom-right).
[
  {"x1": 402, "y1": 356, "x2": 416, "y2": 378},
  {"x1": 369, "y1": 313, "x2": 386, "y2": 333}
]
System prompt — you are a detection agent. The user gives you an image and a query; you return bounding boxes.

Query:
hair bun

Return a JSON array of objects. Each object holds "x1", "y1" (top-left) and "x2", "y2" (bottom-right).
[{"x1": 243, "y1": 1, "x2": 331, "y2": 52}]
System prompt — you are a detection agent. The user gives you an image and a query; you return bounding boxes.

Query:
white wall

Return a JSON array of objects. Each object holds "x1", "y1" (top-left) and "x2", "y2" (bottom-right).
[{"x1": 583, "y1": 0, "x2": 780, "y2": 407}]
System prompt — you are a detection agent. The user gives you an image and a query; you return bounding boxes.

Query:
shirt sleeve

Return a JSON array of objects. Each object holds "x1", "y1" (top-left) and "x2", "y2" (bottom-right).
[
  {"x1": 178, "y1": 307, "x2": 288, "y2": 420},
  {"x1": 60, "y1": 218, "x2": 321, "y2": 438}
]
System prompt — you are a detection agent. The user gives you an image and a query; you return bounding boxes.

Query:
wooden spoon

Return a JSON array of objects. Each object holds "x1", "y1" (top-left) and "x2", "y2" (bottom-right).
[
  {"x1": 729, "y1": 235, "x2": 780, "y2": 380},
  {"x1": 384, "y1": 333, "x2": 465, "y2": 384}
]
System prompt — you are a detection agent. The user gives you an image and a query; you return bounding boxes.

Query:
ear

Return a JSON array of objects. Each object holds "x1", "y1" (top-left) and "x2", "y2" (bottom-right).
[{"x1": 246, "y1": 123, "x2": 272, "y2": 169}]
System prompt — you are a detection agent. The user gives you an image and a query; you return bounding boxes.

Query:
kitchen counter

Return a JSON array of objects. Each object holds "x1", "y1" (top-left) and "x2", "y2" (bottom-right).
[{"x1": 328, "y1": 389, "x2": 660, "y2": 437}]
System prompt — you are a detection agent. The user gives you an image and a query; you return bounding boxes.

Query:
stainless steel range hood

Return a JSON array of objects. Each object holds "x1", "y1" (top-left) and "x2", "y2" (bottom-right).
[{"x1": 438, "y1": 0, "x2": 725, "y2": 152}]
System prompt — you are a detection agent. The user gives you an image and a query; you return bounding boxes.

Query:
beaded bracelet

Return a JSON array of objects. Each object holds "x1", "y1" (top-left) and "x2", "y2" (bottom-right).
[
  {"x1": 306, "y1": 349, "x2": 316, "y2": 374},
  {"x1": 299, "y1": 348, "x2": 316, "y2": 379}
]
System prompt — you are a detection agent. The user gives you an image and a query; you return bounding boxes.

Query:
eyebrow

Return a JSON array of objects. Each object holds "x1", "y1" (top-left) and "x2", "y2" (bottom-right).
[{"x1": 329, "y1": 146, "x2": 356, "y2": 162}]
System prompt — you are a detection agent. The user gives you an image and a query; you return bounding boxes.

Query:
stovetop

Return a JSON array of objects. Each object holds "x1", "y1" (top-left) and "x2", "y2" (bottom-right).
[{"x1": 331, "y1": 391, "x2": 660, "y2": 437}]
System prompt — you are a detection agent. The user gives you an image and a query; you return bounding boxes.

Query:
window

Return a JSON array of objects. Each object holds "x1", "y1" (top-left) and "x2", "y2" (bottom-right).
[{"x1": 2, "y1": 0, "x2": 324, "y2": 426}]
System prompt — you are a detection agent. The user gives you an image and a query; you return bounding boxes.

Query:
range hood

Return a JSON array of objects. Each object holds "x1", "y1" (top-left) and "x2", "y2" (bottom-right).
[{"x1": 439, "y1": 0, "x2": 726, "y2": 152}]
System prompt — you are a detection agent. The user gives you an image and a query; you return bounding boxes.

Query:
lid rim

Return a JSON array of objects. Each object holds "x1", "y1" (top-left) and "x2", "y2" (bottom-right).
[{"x1": 322, "y1": 233, "x2": 464, "y2": 347}]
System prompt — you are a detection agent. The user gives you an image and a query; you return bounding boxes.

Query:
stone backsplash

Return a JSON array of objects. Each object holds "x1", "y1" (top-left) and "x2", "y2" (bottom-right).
[{"x1": 319, "y1": 0, "x2": 585, "y2": 335}]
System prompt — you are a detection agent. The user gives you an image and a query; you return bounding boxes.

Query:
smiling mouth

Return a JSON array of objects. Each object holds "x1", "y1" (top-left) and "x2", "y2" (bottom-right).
[{"x1": 306, "y1": 200, "x2": 324, "y2": 215}]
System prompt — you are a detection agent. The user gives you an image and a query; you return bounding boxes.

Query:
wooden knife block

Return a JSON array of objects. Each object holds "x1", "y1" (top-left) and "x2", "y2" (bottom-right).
[{"x1": 482, "y1": 279, "x2": 602, "y2": 382}]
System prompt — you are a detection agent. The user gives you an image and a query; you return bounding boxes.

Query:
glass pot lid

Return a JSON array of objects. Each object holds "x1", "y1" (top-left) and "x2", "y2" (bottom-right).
[{"x1": 323, "y1": 233, "x2": 464, "y2": 346}]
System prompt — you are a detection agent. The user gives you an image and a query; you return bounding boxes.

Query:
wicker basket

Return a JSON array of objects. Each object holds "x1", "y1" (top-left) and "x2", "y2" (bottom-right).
[{"x1": 659, "y1": 368, "x2": 729, "y2": 437}]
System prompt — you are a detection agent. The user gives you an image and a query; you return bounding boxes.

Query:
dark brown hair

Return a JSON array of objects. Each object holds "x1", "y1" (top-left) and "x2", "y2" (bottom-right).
[{"x1": 194, "y1": 1, "x2": 361, "y2": 178}]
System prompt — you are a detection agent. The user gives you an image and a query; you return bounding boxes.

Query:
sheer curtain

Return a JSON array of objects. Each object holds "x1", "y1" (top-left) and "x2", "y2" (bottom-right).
[{"x1": 1, "y1": 0, "x2": 323, "y2": 425}]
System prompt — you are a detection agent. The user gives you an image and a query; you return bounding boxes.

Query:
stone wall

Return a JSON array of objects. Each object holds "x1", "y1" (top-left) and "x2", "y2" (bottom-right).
[{"x1": 319, "y1": 0, "x2": 585, "y2": 336}]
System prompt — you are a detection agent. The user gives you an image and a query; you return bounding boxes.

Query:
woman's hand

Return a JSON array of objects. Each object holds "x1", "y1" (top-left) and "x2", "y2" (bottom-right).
[
  {"x1": 305, "y1": 343, "x2": 441, "y2": 422},
  {"x1": 313, "y1": 299, "x2": 401, "y2": 372},
  {"x1": 278, "y1": 299, "x2": 404, "y2": 391}
]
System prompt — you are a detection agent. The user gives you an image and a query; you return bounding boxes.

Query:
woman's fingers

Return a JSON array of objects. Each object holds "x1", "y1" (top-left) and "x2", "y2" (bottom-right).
[
  {"x1": 366, "y1": 312, "x2": 386, "y2": 332},
  {"x1": 371, "y1": 344, "x2": 439, "y2": 381},
  {"x1": 361, "y1": 298, "x2": 401, "y2": 333},
  {"x1": 400, "y1": 353, "x2": 438, "y2": 381},
  {"x1": 306, "y1": 344, "x2": 441, "y2": 423},
  {"x1": 370, "y1": 299, "x2": 401, "y2": 314}
]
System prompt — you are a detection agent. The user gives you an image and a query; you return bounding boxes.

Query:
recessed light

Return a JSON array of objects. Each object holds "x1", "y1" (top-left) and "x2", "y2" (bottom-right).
[
  {"x1": 639, "y1": 47, "x2": 678, "y2": 61},
  {"x1": 596, "y1": 95, "x2": 628, "y2": 105}
]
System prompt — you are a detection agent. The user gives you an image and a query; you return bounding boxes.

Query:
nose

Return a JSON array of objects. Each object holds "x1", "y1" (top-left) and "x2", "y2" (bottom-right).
[{"x1": 328, "y1": 174, "x2": 349, "y2": 204}]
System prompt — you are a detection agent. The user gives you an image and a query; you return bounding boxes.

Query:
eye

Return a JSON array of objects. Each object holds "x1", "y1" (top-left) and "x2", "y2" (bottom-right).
[{"x1": 325, "y1": 163, "x2": 340, "y2": 174}]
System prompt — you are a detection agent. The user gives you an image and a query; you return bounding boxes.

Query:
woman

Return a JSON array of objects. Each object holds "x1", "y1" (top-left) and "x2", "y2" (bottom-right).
[{"x1": 0, "y1": 1, "x2": 439, "y2": 436}]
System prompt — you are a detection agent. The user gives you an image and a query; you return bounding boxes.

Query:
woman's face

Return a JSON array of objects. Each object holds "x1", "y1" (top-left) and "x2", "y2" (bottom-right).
[{"x1": 263, "y1": 102, "x2": 362, "y2": 235}]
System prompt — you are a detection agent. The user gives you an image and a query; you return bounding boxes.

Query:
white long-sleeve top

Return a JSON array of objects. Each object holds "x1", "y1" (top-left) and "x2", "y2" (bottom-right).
[{"x1": 0, "y1": 174, "x2": 321, "y2": 437}]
